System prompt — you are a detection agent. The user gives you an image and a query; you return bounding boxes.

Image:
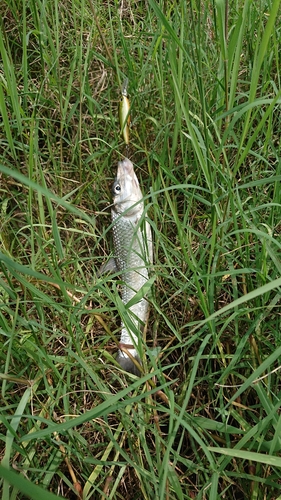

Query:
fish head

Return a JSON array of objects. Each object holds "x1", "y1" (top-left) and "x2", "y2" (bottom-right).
[{"x1": 112, "y1": 158, "x2": 143, "y2": 216}]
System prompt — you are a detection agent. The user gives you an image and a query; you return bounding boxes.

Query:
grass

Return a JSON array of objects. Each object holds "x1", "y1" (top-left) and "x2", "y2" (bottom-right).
[{"x1": 1, "y1": 0, "x2": 281, "y2": 498}]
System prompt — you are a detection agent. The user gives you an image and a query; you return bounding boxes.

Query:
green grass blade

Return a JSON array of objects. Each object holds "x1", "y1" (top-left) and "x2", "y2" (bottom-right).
[{"x1": 0, "y1": 465, "x2": 63, "y2": 500}]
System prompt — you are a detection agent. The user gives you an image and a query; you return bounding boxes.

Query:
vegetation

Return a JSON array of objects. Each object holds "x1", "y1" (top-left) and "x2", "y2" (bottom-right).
[{"x1": 1, "y1": 0, "x2": 281, "y2": 498}]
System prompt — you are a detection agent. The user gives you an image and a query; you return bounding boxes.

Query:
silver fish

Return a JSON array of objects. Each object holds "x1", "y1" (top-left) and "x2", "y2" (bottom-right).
[{"x1": 111, "y1": 158, "x2": 153, "y2": 375}]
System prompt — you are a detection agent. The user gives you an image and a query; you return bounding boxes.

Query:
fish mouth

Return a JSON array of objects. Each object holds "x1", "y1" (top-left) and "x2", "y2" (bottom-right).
[
  {"x1": 117, "y1": 158, "x2": 135, "y2": 178},
  {"x1": 117, "y1": 158, "x2": 140, "y2": 195}
]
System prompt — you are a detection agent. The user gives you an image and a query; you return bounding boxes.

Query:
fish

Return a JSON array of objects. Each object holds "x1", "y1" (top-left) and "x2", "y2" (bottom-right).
[
  {"x1": 119, "y1": 78, "x2": 130, "y2": 145},
  {"x1": 111, "y1": 158, "x2": 153, "y2": 375}
]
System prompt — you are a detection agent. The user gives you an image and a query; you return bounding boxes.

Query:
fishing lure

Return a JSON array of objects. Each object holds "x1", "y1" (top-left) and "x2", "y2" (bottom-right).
[{"x1": 119, "y1": 78, "x2": 130, "y2": 145}]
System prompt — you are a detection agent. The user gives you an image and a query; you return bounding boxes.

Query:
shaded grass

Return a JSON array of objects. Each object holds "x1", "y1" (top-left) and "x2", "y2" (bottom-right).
[{"x1": 1, "y1": 0, "x2": 281, "y2": 499}]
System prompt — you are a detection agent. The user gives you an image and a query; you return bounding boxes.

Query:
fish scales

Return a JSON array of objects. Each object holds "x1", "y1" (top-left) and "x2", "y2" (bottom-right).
[
  {"x1": 111, "y1": 158, "x2": 152, "y2": 375},
  {"x1": 112, "y1": 211, "x2": 150, "y2": 339}
]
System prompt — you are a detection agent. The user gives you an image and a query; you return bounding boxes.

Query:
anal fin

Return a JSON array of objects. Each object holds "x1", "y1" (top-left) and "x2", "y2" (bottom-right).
[{"x1": 97, "y1": 257, "x2": 118, "y2": 277}]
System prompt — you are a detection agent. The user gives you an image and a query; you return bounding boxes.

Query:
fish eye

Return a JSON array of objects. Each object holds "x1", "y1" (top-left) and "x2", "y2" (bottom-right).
[{"x1": 112, "y1": 182, "x2": 121, "y2": 195}]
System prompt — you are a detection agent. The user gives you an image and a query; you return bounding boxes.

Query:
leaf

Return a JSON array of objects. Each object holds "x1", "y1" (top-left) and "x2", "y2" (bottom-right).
[
  {"x1": 208, "y1": 447, "x2": 281, "y2": 468},
  {"x1": 0, "y1": 465, "x2": 64, "y2": 500}
]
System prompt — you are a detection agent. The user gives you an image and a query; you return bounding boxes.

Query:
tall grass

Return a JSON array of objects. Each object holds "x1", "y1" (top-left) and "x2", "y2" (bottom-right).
[{"x1": 1, "y1": 0, "x2": 281, "y2": 498}]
